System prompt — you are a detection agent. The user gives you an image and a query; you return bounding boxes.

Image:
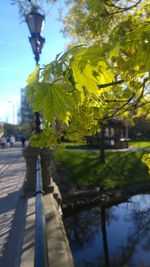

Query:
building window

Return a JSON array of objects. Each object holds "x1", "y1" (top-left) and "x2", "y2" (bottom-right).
[
  {"x1": 110, "y1": 127, "x2": 115, "y2": 137},
  {"x1": 105, "y1": 127, "x2": 109, "y2": 137}
]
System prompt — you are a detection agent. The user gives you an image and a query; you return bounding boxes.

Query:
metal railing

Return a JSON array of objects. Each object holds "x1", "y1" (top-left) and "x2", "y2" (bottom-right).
[{"x1": 34, "y1": 157, "x2": 49, "y2": 267}]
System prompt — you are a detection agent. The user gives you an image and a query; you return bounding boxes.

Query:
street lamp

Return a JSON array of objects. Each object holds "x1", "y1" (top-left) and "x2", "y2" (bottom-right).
[
  {"x1": 24, "y1": 6, "x2": 51, "y2": 264},
  {"x1": 26, "y1": 5, "x2": 45, "y2": 65},
  {"x1": 29, "y1": 35, "x2": 45, "y2": 64},
  {"x1": 26, "y1": 4, "x2": 45, "y2": 132},
  {"x1": 8, "y1": 101, "x2": 15, "y2": 136}
]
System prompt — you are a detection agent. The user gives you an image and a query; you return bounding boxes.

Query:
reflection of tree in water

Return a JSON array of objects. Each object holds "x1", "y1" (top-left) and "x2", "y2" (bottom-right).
[
  {"x1": 64, "y1": 206, "x2": 118, "y2": 251},
  {"x1": 64, "y1": 207, "x2": 102, "y2": 250},
  {"x1": 101, "y1": 208, "x2": 110, "y2": 267},
  {"x1": 64, "y1": 207, "x2": 116, "y2": 267},
  {"x1": 127, "y1": 200, "x2": 150, "y2": 266},
  {"x1": 64, "y1": 195, "x2": 150, "y2": 267},
  {"x1": 110, "y1": 196, "x2": 150, "y2": 267},
  {"x1": 131, "y1": 206, "x2": 150, "y2": 252}
]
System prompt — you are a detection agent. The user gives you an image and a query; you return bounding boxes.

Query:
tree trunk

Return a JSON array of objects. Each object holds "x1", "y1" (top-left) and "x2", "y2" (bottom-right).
[{"x1": 99, "y1": 123, "x2": 105, "y2": 164}]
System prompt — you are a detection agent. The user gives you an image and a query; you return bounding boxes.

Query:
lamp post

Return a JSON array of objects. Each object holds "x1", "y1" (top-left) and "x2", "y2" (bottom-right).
[
  {"x1": 8, "y1": 101, "x2": 15, "y2": 136},
  {"x1": 26, "y1": 4, "x2": 45, "y2": 132},
  {"x1": 26, "y1": 5, "x2": 45, "y2": 65},
  {"x1": 24, "y1": 7, "x2": 51, "y2": 265},
  {"x1": 23, "y1": 2, "x2": 52, "y2": 197}
]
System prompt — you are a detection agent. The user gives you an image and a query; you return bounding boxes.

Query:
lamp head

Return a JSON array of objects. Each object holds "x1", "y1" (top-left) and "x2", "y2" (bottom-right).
[{"x1": 26, "y1": 6, "x2": 45, "y2": 36}]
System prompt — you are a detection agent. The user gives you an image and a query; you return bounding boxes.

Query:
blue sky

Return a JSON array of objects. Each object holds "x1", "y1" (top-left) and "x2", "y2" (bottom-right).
[{"x1": 0, "y1": 0, "x2": 68, "y2": 124}]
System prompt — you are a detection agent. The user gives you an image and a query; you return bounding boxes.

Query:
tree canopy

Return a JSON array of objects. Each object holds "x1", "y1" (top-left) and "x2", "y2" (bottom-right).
[
  {"x1": 13, "y1": 0, "x2": 150, "y2": 147},
  {"x1": 62, "y1": 0, "x2": 149, "y2": 43}
]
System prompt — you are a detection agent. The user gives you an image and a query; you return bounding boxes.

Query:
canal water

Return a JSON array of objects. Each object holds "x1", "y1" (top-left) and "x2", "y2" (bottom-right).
[{"x1": 64, "y1": 194, "x2": 150, "y2": 267}]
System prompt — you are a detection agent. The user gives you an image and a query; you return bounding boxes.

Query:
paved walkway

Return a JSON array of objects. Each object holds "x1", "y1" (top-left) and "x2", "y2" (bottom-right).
[
  {"x1": 0, "y1": 147, "x2": 26, "y2": 267},
  {"x1": 0, "y1": 146, "x2": 74, "y2": 267}
]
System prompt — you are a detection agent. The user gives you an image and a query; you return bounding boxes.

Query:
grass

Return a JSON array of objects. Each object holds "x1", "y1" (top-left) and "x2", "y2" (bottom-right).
[
  {"x1": 55, "y1": 149, "x2": 150, "y2": 190},
  {"x1": 129, "y1": 141, "x2": 150, "y2": 148},
  {"x1": 63, "y1": 141, "x2": 150, "y2": 149}
]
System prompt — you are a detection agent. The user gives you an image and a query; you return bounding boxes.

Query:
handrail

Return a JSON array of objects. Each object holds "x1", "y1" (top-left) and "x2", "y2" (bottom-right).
[{"x1": 34, "y1": 157, "x2": 49, "y2": 267}]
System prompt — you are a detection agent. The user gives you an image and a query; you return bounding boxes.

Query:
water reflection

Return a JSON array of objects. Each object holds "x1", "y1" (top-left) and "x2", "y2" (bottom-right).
[{"x1": 64, "y1": 194, "x2": 150, "y2": 267}]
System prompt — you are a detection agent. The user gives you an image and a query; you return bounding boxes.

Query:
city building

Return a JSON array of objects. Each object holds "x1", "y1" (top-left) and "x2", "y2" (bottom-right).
[
  {"x1": 20, "y1": 88, "x2": 34, "y2": 124},
  {"x1": 0, "y1": 122, "x2": 4, "y2": 136}
]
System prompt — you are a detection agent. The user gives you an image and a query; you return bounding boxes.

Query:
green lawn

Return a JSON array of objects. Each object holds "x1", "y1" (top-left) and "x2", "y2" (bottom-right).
[
  {"x1": 129, "y1": 141, "x2": 150, "y2": 148},
  {"x1": 55, "y1": 149, "x2": 150, "y2": 190},
  {"x1": 63, "y1": 141, "x2": 150, "y2": 149}
]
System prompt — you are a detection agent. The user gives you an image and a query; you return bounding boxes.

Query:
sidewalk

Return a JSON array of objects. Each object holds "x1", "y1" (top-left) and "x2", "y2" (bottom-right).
[{"x1": 0, "y1": 147, "x2": 26, "y2": 267}]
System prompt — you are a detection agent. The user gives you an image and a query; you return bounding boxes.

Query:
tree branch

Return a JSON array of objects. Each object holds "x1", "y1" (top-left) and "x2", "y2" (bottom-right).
[
  {"x1": 106, "y1": 0, "x2": 142, "y2": 10},
  {"x1": 105, "y1": 0, "x2": 142, "y2": 16},
  {"x1": 98, "y1": 79, "x2": 124, "y2": 89},
  {"x1": 110, "y1": 93, "x2": 136, "y2": 117},
  {"x1": 131, "y1": 78, "x2": 148, "y2": 109},
  {"x1": 94, "y1": 92, "x2": 136, "y2": 122}
]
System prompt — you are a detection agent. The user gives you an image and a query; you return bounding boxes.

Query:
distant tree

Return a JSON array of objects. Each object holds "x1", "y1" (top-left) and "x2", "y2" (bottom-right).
[
  {"x1": 129, "y1": 116, "x2": 150, "y2": 141},
  {"x1": 62, "y1": 0, "x2": 149, "y2": 44},
  {"x1": 10, "y1": 0, "x2": 57, "y2": 17}
]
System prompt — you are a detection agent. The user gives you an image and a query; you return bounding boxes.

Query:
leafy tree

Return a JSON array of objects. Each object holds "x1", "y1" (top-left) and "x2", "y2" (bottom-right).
[
  {"x1": 26, "y1": 37, "x2": 149, "y2": 160},
  {"x1": 13, "y1": 0, "x2": 150, "y2": 162},
  {"x1": 62, "y1": 0, "x2": 149, "y2": 43},
  {"x1": 60, "y1": 0, "x2": 150, "y2": 161}
]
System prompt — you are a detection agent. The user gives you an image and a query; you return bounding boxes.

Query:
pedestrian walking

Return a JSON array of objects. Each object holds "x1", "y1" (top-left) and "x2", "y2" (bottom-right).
[
  {"x1": 21, "y1": 136, "x2": 26, "y2": 149},
  {"x1": 1, "y1": 136, "x2": 6, "y2": 149},
  {"x1": 6, "y1": 136, "x2": 10, "y2": 147},
  {"x1": 10, "y1": 135, "x2": 15, "y2": 147}
]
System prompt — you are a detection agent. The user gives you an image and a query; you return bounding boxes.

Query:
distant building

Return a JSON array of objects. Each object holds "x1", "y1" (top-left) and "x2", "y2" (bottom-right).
[
  {"x1": 0, "y1": 122, "x2": 16, "y2": 137},
  {"x1": 0, "y1": 122, "x2": 4, "y2": 136},
  {"x1": 86, "y1": 119, "x2": 128, "y2": 149},
  {"x1": 20, "y1": 88, "x2": 34, "y2": 123}
]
